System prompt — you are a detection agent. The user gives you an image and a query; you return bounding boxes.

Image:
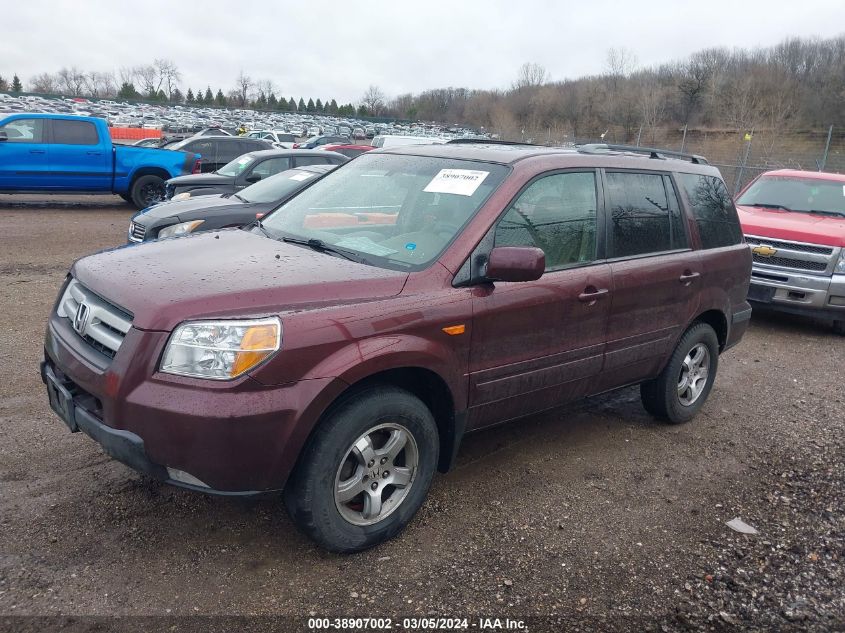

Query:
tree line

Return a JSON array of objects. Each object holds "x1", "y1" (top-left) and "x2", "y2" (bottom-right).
[
  {"x1": 0, "y1": 63, "x2": 366, "y2": 117},
  {"x1": 3, "y1": 35, "x2": 844, "y2": 137}
]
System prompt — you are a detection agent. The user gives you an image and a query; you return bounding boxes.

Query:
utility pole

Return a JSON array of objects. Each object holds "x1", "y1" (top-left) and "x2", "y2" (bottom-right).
[{"x1": 733, "y1": 128, "x2": 754, "y2": 197}]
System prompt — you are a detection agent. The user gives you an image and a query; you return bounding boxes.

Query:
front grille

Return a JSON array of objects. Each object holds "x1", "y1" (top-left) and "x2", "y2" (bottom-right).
[
  {"x1": 745, "y1": 235, "x2": 833, "y2": 256},
  {"x1": 751, "y1": 254, "x2": 828, "y2": 272},
  {"x1": 129, "y1": 222, "x2": 146, "y2": 242},
  {"x1": 57, "y1": 279, "x2": 133, "y2": 359}
]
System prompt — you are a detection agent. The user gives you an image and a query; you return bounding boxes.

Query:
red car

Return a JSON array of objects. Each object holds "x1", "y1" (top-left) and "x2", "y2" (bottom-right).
[
  {"x1": 319, "y1": 144, "x2": 375, "y2": 159},
  {"x1": 42, "y1": 143, "x2": 751, "y2": 552},
  {"x1": 735, "y1": 169, "x2": 845, "y2": 334}
]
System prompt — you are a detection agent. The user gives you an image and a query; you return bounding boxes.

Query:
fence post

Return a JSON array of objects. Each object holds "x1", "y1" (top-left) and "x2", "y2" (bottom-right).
[
  {"x1": 819, "y1": 125, "x2": 833, "y2": 171},
  {"x1": 680, "y1": 124, "x2": 688, "y2": 152},
  {"x1": 635, "y1": 124, "x2": 643, "y2": 147},
  {"x1": 733, "y1": 129, "x2": 754, "y2": 197}
]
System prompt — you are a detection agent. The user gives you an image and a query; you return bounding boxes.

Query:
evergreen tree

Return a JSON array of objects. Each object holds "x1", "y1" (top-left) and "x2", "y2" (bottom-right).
[
  {"x1": 204, "y1": 86, "x2": 213, "y2": 103},
  {"x1": 171, "y1": 88, "x2": 184, "y2": 104},
  {"x1": 298, "y1": 97, "x2": 306, "y2": 111},
  {"x1": 315, "y1": 98, "x2": 323, "y2": 112},
  {"x1": 117, "y1": 82, "x2": 138, "y2": 99},
  {"x1": 0, "y1": 75, "x2": 8, "y2": 92},
  {"x1": 156, "y1": 89, "x2": 167, "y2": 102},
  {"x1": 268, "y1": 93, "x2": 278, "y2": 109},
  {"x1": 215, "y1": 89, "x2": 226, "y2": 106},
  {"x1": 288, "y1": 97, "x2": 297, "y2": 111},
  {"x1": 186, "y1": 88, "x2": 195, "y2": 103},
  {"x1": 329, "y1": 99, "x2": 339, "y2": 115},
  {"x1": 11, "y1": 74, "x2": 23, "y2": 93},
  {"x1": 306, "y1": 98, "x2": 316, "y2": 112}
]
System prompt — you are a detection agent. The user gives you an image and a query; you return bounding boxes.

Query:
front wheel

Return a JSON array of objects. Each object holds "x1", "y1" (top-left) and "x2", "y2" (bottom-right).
[
  {"x1": 640, "y1": 322, "x2": 719, "y2": 424},
  {"x1": 129, "y1": 174, "x2": 166, "y2": 208},
  {"x1": 285, "y1": 387, "x2": 439, "y2": 553}
]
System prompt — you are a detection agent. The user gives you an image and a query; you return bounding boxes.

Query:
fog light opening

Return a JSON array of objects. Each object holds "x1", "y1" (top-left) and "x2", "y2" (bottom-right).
[{"x1": 166, "y1": 467, "x2": 210, "y2": 488}]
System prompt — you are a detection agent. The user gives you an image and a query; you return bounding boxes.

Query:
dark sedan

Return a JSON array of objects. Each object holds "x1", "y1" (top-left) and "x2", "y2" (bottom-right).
[
  {"x1": 166, "y1": 135, "x2": 271, "y2": 173},
  {"x1": 128, "y1": 164, "x2": 338, "y2": 242},
  {"x1": 164, "y1": 149, "x2": 347, "y2": 199}
]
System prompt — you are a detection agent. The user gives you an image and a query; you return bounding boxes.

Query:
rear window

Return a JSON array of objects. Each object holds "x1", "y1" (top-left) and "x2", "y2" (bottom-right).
[
  {"x1": 52, "y1": 120, "x2": 99, "y2": 145},
  {"x1": 678, "y1": 173, "x2": 744, "y2": 248}
]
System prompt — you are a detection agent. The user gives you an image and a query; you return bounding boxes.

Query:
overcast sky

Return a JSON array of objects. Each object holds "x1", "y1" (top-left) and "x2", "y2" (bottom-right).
[{"x1": 2, "y1": 1, "x2": 844, "y2": 103}]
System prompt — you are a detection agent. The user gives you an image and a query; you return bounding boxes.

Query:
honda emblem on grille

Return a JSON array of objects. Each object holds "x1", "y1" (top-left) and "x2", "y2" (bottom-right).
[
  {"x1": 73, "y1": 303, "x2": 90, "y2": 335},
  {"x1": 751, "y1": 244, "x2": 777, "y2": 257}
]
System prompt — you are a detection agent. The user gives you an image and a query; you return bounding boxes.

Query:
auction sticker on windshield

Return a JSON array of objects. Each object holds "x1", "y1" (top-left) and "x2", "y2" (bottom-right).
[
  {"x1": 424, "y1": 169, "x2": 489, "y2": 196},
  {"x1": 290, "y1": 173, "x2": 313, "y2": 181}
]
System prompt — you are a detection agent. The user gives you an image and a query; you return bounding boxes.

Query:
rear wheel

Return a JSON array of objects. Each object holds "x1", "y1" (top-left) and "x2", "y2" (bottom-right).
[
  {"x1": 285, "y1": 386, "x2": 438, "y2": 553},
  {"x1": 640, "y1": 322, "x2": 719, "y2": 424},
  {"x1": 129, "y1": 174, "x2": 166, "y2": 208},
  {"x1": 119, "y1": 192, "x2": 133, "y2": 204}
]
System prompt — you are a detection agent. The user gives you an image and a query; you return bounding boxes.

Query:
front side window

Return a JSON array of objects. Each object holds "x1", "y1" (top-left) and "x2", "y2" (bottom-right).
[
  {"x1": 679, "y1": 173, "x2": 743, "y2": 248},
  {"x1": 0, "y1": 118, "x2": 45, "y2": 143},
  {"x1": 606, "y1": 172, "x2": 685, "y2": 258},
  {"x1": 217, "y1": 154, "x2": 255, "y2": 177},
  {"x1": 249, "y1": 157, "x2": 291, "y2": 179},
  {"x1": 262, "y1": 154, "x2": 509, "y2": 270},
  {"x1": 494, "y1": 172, "x2": 598, "y2": 270}
]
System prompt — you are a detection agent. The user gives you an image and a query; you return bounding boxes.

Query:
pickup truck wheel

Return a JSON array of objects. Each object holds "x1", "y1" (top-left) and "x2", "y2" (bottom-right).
[
  {"x1": 640, "y1": 323, "x2": 719, "y2": 424},
  {"x1": 833, "y1": 320, "x2": 845, "y2": 336},
  {"x1": 119, "y1": 193, "x2": 133, "y2": 204},
  {"x1": 130, "y1": 175, "x2": 166, "y2": 208},
  {"x1": 285, "y1": 387, "x2": 438, "y2": 553}
]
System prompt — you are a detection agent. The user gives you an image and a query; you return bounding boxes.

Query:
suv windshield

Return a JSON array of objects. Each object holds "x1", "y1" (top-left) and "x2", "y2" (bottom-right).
[
  {"x1": 261, "y1": 153, "x2": 509, "y2": 270},
  {"x1": 737, "y1": 176, "x2": 845, "y2": 216},
  {"x1": 217, "y1": 154, "x2": 256, "y2": 177},
  {"x1": 239, "y1": 167, "x2": 327, "y2": 203}
]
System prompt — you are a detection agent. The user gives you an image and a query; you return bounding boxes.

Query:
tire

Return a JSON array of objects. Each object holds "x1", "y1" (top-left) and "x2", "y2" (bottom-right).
[
  {"x1": 833, "y1": 320, "x2": 845, "y2": 336},
  {"x1": 285, "y1": 386, "x2": 439, "y2": 553},
  {"x1": 640, "y1": 322, "x2": 719, "y2": 424},
  {"x1": 119, "y1": 192, "x2": 133, "y2": 204},
  {"x1": 129, "y1": 174, "x2": 166, "y2": 209}
]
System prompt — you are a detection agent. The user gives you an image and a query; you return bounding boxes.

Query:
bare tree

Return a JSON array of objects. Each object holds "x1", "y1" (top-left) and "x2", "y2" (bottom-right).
[
  {"x1": 30, "y1": 72, "x2": 58, "y2": 94},
  {"x1": 361, "y1": 85, "x2": 386, "y2": 115},
  {"x1": 57, "y1": 67, "x2": 86, "y2": 96},
  {"x1": 605, "y1": 47, "x2": 638, "y2": 79},
  {"x1": 513, "y1": 62, "x2": 548, "y2": 91},
  {"x1": 638, "y1": 79, "x2": 666, "y2": 144},
  {"x1": 235, "y1": 71, "x2": 253, "y2": 107},
  {"x1": 155, "y1": 59, "x2": 181, "y2": 100},
  {"x1": 135, "y1": 64, "x2": 159, "y2": 96}
]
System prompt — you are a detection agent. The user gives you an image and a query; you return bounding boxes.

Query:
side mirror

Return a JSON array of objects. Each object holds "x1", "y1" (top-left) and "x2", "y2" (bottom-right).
[
  {"x1": 244, "y1": 174, "x2": 262, "y2": 183},
  {"x1": 0, "y1": 131, "x2": 7, "y2": 142},
  {"x1": 486, "y1": 246, "x2": 545, "y2": 282}
]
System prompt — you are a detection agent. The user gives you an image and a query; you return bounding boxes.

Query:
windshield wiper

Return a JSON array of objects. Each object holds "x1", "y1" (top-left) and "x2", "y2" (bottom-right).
[
  {"x1": 246, "y1": 219, "x2": 273, "y2": 238},
  {"x1": 807, "y1": 209, "x2": 845, "y2": 217},
  {"x1": 232, "y1": 193, "x2": 247, "y2": 203},
  {"x1": 746, "y1": 202, "x2": 793, "y2": 212},
  {"x1": 281, "y1": 236, "x2": 361, "y2": 262}
]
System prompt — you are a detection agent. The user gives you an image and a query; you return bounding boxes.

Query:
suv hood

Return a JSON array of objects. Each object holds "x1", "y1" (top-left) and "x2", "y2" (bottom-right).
[
  {"x1": 737, "y1": 205, "x2": 845, "y2": 248},
  {"x1": 71, "y1": 230, "x2": 409, "y2": 331},
  {"x1": 168, "y1": 173, "x2": 233, "y2": 188},
  {"x1": 137, "y1": 194, "x2": 240, "y2": 221}
]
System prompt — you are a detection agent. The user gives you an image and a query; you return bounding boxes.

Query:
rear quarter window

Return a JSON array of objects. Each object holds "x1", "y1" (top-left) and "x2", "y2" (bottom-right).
[{"x1": 677, "y1": 173, "x2": 743, "y2": 249}]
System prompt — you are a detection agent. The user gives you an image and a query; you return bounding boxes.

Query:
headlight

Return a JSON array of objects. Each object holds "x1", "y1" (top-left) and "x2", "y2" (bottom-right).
[
  {"x1": 836, "y1": 251, "x2": 845, "y2": 274},
  {"x1": 157, "y1": 220, "x2": 204, "y2": 238},
  {"x1": 160, "y1": 318, "x2": 281, "y2": 380},
  {"x1": 172, "y1": 192, "x2": 192, "y2": 201}
]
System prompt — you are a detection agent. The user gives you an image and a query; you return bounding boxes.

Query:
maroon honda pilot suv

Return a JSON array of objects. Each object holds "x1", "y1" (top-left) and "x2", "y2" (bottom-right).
[{"x1": 42, "y1": 142, "x2": 752, "y2": 552}]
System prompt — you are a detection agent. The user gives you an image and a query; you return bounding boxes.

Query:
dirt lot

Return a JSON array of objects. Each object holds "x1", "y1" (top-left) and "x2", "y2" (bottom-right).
[{"x1": 0, "y1": 195, "x2": 843, "y2": 632}]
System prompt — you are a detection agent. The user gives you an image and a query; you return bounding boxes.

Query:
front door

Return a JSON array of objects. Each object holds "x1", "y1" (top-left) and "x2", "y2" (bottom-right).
[
  {"x1": 468, "y1": 170, "x2": 611, "y2": 429},
  {"x1": 0, "y1": 118, "x2": 48, "y2": 189}
]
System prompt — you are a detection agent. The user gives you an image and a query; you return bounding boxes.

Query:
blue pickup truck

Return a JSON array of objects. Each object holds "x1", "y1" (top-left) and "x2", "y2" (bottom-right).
[{"x1": 0, "y1": 114, "x2": 200, "y2": 207}]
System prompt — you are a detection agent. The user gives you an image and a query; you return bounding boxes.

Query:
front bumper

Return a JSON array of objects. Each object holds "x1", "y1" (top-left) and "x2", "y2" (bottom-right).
[
  {"x1": 43, "y1": 314, "x2": 344, "y2": 493},
  {"x1": 748, "y1": 267, "x2": 845, "y2": 322}
]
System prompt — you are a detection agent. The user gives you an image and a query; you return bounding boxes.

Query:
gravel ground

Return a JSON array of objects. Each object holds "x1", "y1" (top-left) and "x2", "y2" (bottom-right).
[{"x1": 0, "y1": 195, "x2": 843, "y2": 632}]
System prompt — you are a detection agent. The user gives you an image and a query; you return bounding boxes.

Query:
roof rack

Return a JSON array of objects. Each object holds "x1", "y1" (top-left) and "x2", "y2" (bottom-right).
[
  {"x1": 446, "y1": 138, "x2": 539, "y2": 146},
  {"x1": 577, "y1": 143, "x2": 709, "y2": 165}
]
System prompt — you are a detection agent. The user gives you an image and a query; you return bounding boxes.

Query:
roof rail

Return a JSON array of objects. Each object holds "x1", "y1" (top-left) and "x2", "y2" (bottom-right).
[
  {"x1": 446, "y1": 138, "x2": 539, "y2": 146},
  {"x1": 577, "y1": 143, "x2": 709, "y2": 165}
]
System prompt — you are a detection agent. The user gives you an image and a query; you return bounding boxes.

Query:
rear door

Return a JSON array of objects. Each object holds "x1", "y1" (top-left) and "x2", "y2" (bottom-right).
[
  {"x1": 47, "y1": 119, "x2": 111, "y2": 190},
  {"x1": 468, "y1": 170, "x2": 612, "y2": 429},
  {"x1": 598, "y1": 170, "x2": 700, "y2": 389},
  {"x1": 0, "y1": 118, "x2": 48, "y2": 189}
]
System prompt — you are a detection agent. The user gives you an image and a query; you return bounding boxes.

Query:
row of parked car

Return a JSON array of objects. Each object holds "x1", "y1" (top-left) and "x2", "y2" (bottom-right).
[{"x1": 32, "y1": 119, "x2": 845, "y2": 553}]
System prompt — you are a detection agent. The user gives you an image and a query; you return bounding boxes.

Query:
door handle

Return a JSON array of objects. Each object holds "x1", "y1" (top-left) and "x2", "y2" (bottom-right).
[
  {"x1": 86, "y1": 151, "x2": 102, "y2": 156},
  {"x1": 29, "y1": 149, "x2": 46, "y2": 154},
  {"x1": 578, "y1": 287, "x2": 609, "y2": 303},
  {"x1": 679, "y1": 271, "x2": 700, "y2": 284}
]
